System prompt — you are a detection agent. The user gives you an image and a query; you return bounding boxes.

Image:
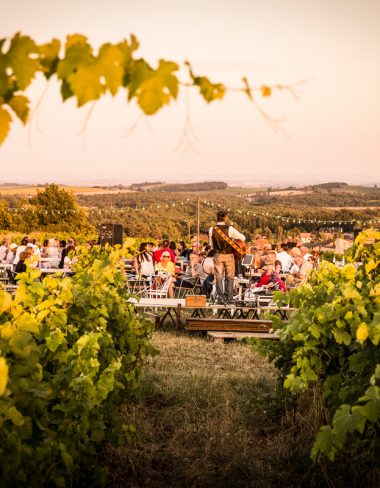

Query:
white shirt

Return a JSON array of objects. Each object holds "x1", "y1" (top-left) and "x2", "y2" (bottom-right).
[
  {"x1": 13, "y1": 245, "x2": 26, "y2": 266},
  {"x1": 202, "y1": 256, "x2": 215, "y2": 274},
  {"x1": 208, "y1": 222, "x2": 246, "y2": 249},
  {"x1": 0, "y1": 245, "x2": 9, "y2": 261},
  {"x1": 276, "y1": 251, "x2": 294, "y2": 273}
]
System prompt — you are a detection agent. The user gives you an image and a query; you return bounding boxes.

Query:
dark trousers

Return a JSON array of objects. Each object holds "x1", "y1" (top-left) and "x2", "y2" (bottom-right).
[{"x1": 201, "y1": 274, "x2": 213, "y2": 297}]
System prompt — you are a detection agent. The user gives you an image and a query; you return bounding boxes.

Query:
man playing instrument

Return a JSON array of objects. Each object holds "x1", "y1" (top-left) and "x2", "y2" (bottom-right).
[{"x1": 209, "y1": 210, "x2": 246, "y2": 303}]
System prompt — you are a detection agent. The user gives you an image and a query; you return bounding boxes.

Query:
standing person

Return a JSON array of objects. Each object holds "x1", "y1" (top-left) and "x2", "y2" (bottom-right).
[{"x1": 209, "y1": 211, "x2": 245, "y2": 303}]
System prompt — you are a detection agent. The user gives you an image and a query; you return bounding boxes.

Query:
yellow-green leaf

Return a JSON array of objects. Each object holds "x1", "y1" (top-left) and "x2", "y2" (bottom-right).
[
  {"x1": 0, "y1": 289, "x2": 12, "y2": 312},
  {"x1": 8, "y1": 95, "x2": 29, "y2": 124},
  {"x1": 0, "y1": 357, "x2": 9, "y2": 395},
  {"x1": 0, "y1": 105, "x2": 12, "y2": 145},
  {"x1": 97, "y1": 44, "x2": 124, "y2": 96},
  {"x1": 39, "y1": 38, "x2": 61, "y2": 79},
  {"x1": 7, "y1": 33, "x2": 40, "y2": 90},
  {"x1": 194, "y1": 76, "x2": 225, "y2": 103},
  {"x1": 68, "y1": 64, "x2": 104, "y2": 106},
  {"x1": 6, "y1": 406, "x2": 24, "y2": 426},
  {"x1": 365, "y1": 260, "x2": 378, "y2": 275},
  {"x1": 356, "y1": 322, "x2": 369, "y2": 342},
  {"x1": 137, "y1": 77, "x2": 171, "y2": 115},
  {"x1": 57, "y1": 41, "x2": 93, "y2": 80},
  {"x1": 65, "y1": 33, "x2": 89, "y2": 49}
]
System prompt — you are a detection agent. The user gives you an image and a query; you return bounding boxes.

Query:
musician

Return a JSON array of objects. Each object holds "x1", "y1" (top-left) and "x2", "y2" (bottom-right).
[{"x1": 209, "y1": 211, "x2": 245, "y2": 303}]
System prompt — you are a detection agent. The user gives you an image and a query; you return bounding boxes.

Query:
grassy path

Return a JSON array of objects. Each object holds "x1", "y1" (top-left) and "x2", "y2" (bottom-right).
[{"x1": 104, "y1": 332, "x2": 360, "y2": 487}]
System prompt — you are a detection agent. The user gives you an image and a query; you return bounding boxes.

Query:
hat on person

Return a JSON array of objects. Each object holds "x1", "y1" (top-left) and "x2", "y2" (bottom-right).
[
  {"x1": 162, "y1": 251, "x2": 171, "y2": 257},
  {"x1": 9, "y1": 243, "x2": 17, "y2": 250}
]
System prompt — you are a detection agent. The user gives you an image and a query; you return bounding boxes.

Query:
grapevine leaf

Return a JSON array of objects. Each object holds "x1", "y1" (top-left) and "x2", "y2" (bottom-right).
[
  {"x1": 356, "y1": 322, "x2": 369, "y2": 342},
  {"x1": 68, "y1": 64, "x2": 104, "y2": 107},
  {"x1": 39, "y1": 38, "x2": 61, "y2": 79},
  {"x1": 0, "y1": 54, "x2": 8, "y2": 96},
  {"x1": 365, "y1": 259, "x2": 378, "y2": 275},
  {"x1": 6, "y1": 33, "x2": 40, "y2": 90},
  {"x1": 370, "y1": 312, "x2": 380, "y2": 345},
  {"x1": 117, "y1": 36, "x2": 139, "y2": 68},
  {"x1": 332, "y1": 404, "x2": 365, "y2": 444},
  {"x1": 137, "y1": 77, "x2": 171, "y2": 114},
  {"x1": 57, "y1": 40, "x2": 93, "y2": 80},
  {"x1": 343, "y1": 286, "x2": 360, "y2": 300},
  {"x1": 5, "y1": 406, "x2": 25, "y2": 426},
  {"x1": 127, "y1": 59, "x2": 151, "y2": 100},
  {"x1": 0, "y1": 289, "x2": 12, "y2": 312},
  {"x1": 132, "y1": 60, "x2": 179, "y2": 115},
  {"x1": 358, "y1": 386, "x2": 380, "y2": 422},
  {"x1": 97, "y1": 44, "x2": 124, "y2": 96},
  {"x1": 61, "y1": 79, "x2": 74, "y2": 101},
  {"x1": 311, "y1": 425, "x2": 336, "y2": 461},
  {"x1": 8, "y1": 95, "x2": 29, "y2": 124},
  {"x1": 370, "y1": 364, "x2": 380, "y2": 385},
  {"x1": 0, "y1": 105, "x2": 12, "y2": 144},
  {"x1": 194, "y1": 75, "x2": 225, "y2": 103},
  {"x1": 156, "y1": 60, "x2": 179, "y2": 98},
  {"x1": 65, "y1": 33, "x2": 89, "y2": 49},
  {"x1": 332, "y1": 328, "x2": 352, "y2": 345},
  {"x1": 0, "y1": 357, "x2": 9, "y2": 395}
]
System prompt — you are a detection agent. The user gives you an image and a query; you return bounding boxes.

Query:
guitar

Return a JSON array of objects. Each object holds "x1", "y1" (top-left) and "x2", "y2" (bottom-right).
[{"x1": 213, "y1": 225, "x2": 247, "y2": 257}]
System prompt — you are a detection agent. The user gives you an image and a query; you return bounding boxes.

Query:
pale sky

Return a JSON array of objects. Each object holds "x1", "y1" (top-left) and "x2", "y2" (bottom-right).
[{"x1": 2, "y1": 0, "x2": 380, "y2": 185}]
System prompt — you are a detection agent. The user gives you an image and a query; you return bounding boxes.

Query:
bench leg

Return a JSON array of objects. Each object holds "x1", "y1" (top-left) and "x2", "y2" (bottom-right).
[{"x1": 209, "y1": 335, "x2": 225, "y2": 344}]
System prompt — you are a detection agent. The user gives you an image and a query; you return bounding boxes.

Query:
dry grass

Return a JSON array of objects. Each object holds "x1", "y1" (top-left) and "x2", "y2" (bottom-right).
[
  {"x1": 104, "y1": 332, "x2": 379, "y2": 488},
  {"x1": 0, "y1": 185, "x2": 115, "y2": 196}
]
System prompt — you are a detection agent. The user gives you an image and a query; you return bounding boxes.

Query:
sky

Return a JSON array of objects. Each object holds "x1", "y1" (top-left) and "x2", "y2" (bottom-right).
[{"x1": 2, "y1": 0, "x2": 380, "y2": 186}]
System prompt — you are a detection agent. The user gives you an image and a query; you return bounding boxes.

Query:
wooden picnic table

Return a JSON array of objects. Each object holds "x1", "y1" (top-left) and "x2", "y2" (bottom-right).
[{"x1": 128, "y1": 297, "x2": 295, "y2": 332}]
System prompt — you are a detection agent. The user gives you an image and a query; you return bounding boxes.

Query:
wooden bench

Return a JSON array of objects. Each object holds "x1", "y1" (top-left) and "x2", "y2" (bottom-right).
[
  {"x1": 207, "y1": 331, "x2": 279, "y2": 343},
  {"x1": 186, "y1": 317, "x2": 273, "y2": 332}
]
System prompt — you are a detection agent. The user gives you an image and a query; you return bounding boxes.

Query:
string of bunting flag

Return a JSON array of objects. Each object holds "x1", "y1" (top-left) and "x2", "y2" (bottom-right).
[{"x1": 2, "y1": 199, "x2": 379, "y2": 226}]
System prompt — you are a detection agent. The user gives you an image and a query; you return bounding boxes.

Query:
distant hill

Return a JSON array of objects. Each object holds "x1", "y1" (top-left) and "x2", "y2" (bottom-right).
[
  {"x1": 154, "y1": 182, "x2": 228, "y2": 192},
  {"x1": 310, "y1": 182, "x2": 349, "y2": 189},
  {"x1": 124, "y1": 181, "x2": 228, "y2": 192}
]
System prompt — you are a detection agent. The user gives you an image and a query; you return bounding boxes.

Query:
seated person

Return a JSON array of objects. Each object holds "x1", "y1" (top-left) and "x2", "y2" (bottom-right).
[
  {"x1": 63, "y1": 245, "x2": 77, "y2": 270},
  {"x1": 15, "y1": 250, "x2": 28, "y2": 275},
  {"x1": 200, "y1": 250, "x2": 215, "y2": 297},
  {"x1": 134, "y1": 242, "x2": 155, "y2": 277},
  {"x1": 256, "y1": 264, "x2": 286, "y2": 292},
  {"x1": 264, "y1": 251, "x2": 282, "y2": 271},
  {"x1": 153, "y1": 240, "x2": 176, "y2": 264},
  {"x1": 175, "y1": 252, "x2": 207, "y2": 290},
  {"x1": 288, "y1": 256, "x2": 313, "y2": 285},
  {"x1": 5, "y1": 243, "x2": 18, "y2": 263},
  {"x1": 155, "y1": 251, "x2": 176, "y2": 298}
]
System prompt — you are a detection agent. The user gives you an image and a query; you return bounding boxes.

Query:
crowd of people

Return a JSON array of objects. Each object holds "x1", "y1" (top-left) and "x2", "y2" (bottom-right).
[
  {"x1": 0, "y1": 236, "x2": 97, "y2": 272},
  {"x1": 1, "y1": 212, "x2": 319, "y2": 301},
  {"x1": 132, "y1": 211, "x2": 319, "y2": 302}
]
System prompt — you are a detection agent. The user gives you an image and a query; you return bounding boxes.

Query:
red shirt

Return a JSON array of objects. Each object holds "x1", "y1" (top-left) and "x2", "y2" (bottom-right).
[{"x1": 153, "y1": 247, "x2": 176, "y2": 263}]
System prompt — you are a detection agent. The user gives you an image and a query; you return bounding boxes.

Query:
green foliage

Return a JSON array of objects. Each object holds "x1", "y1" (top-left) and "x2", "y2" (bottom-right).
[
  {"x1": 0, "y1": 184, "x2": 94, "y2": 234},
  {"x1": 0, "y1": 245, "x2": 154, "y2": 485},
  {"x1": 251, "y1": 230, "x2": 380, "y2": 463},
  {"x1": 0, "y1": 32, "x2": 259, "y2": 145},
  {"x1": 29, "y1": 184, "x2": 92, "y2": 233}
]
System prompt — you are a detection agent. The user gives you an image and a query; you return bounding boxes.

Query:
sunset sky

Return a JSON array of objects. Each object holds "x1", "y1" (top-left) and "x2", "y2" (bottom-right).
[{"x1": 2, "y1": 0, "x2": 380, "y2": 186}]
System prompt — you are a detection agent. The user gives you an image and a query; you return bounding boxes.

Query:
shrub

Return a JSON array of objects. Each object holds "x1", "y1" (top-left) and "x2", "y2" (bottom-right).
[
  {"x1": 0, "y1": 245, "x2": 154, "y2": 486},
  {"x1": 251, "y1": 230, "x2": 380, "y2": 463}
]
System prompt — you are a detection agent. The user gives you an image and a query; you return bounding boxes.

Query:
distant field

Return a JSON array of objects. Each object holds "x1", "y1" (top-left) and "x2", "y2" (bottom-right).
[{"x1": 0, "y1": 186, "x2": 132, "y2": 196}]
